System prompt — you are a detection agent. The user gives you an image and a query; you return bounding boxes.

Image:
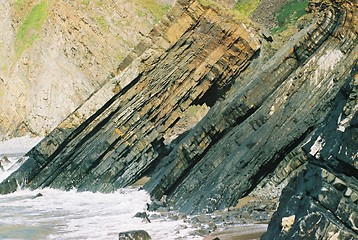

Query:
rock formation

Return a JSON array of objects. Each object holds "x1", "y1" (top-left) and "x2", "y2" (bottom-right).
[
  {"x1": 0, "y1": 0, "x2": 172, "y2": 138},
  {"x1": 0, "y1": 0, "x2": 357, "y2": 239},
  {"x1": 0, "y1": 0, "x2": 260, "y2": 194},
  {"x1": 145, "y1": 0, "x2": 357, "y2": 215}
]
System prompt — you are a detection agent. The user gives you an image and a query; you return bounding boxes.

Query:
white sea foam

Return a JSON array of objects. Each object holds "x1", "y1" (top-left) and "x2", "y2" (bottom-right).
[
  {"x1": 0, "y1": 188, "x2": 200, "y2": 240},
  {"x1": 0, "y1": 136, "x2": 200, "y2": 240},
  {"x1": 0, "y1": 136, "x2": 42, "y2": 182}
]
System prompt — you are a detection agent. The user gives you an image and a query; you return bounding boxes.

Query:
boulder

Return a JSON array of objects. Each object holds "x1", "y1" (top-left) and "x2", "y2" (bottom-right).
[{"x1": 118, "y1": 230, "x2": 151, "y2": 240}]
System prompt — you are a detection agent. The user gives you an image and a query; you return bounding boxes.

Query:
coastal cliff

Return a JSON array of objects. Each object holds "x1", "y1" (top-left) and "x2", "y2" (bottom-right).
[
  {"x1": 0, "y1": 0, "x2": 172, "y2": 138},
  {"x1": 0, "y1": 0, "x2": 357, "y2": 239}
]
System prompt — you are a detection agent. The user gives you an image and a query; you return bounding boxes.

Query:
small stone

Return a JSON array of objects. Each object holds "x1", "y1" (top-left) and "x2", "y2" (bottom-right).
[
  {"x1": 333, "y1": 178, "x2": 346, "y2": 191},
  {"x1": 208, "y1": 222, "x2": 217, "y2": 231},
  {"x1": 133, "y1": 212, "x2": 151, "y2": 223},
  {"x1": 282, "y1": 215, "x2": 295, "y2": 232},
  {"x1": 133, "y1": 212, "x2": 147, "y2": 218},
  {"x1": 33, "y1": 193, "x2": 43, "y2": 198},
  {"x1": 118, "y1": 230, "x2": 151, "y2": 240},
  {"x1": 344, "y1": 188, "x2": 352, "y2": 197},
  {"x1": 167, "y1": 213, "x2": 179, "y2": 221}
]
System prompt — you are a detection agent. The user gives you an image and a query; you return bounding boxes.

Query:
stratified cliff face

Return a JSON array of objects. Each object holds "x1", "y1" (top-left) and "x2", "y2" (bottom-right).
[
  {"x1": 145, "y1": 0, "x2": 357, "y2": 215},
  {"x1": 0, "y1": 0, "x2": 260, "y2": 193},
  {"x1": 0, "y1": 0, "x2": 357, "y2": 238},
  {"x1": 262, "y1": 1, "x2": 357, "y2": 238},
  {"x1": 0, "y1": 0, "x2": 171, "y2": 138}
]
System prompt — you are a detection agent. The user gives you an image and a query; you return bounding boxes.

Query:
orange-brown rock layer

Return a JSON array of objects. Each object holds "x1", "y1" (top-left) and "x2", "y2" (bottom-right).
[{"x1": 0, "y1": 0, "x2": 259, "y2": 194}]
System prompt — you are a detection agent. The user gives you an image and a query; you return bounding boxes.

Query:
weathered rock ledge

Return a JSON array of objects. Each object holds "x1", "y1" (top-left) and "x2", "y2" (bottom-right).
[
  {"x1": 0, "y1": 0, "x2": 357, "y2": 239},
  {"x1": 0, "y1": 0, "x2": 260, "y2": 194}
]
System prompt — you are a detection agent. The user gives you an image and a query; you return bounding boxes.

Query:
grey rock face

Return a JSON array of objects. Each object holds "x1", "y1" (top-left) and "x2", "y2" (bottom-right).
[
  {"x1": 145, "y1": 0, "x2": 357, "y2": 216},
  {"x1": 262, "y1": 57, "x2": 358, "y2": 239}
]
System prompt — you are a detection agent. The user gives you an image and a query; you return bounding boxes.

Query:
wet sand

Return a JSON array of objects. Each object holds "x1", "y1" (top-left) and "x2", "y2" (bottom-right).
[{"x1": 203, "y1": 224, "x2": 267, "y2": 240}]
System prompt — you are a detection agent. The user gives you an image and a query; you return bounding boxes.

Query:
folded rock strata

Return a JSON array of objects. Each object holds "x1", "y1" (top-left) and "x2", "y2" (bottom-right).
[
  {"x1": 145, "y1": 0, "x2": 357, "y2": 214},
  {"x1": 0, "y1": 0, "x2": 357, "y2": 238},
  {"x1": 0, "y1": 0, "x2": 260, "y2": 194}
]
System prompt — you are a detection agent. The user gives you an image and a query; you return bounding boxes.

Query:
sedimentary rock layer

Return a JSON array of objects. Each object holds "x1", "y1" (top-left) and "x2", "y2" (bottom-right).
[
  {"x1": 263, "y1": 73, "x2": 358, "y2": 239},
  {"x1": 0, "y1": 0, "x2": 170, "y2": 137},
  {"x1": 262, "y1": 1, "x2": 358, "y2": 238},
  {"x1": 145, "y1": 0, "x2": 357, "y2": 215},
  {"x1": 0, "y1": 0, "x2": 259, "y2": 194},
  {"x1": 0, "y1": 1, "x2": 356, "y2": 238}
]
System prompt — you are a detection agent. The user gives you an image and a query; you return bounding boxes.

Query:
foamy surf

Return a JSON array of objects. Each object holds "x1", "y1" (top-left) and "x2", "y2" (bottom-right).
[
  {"x1": 0, "y1": 137, "x2": 201, "y2": 240},
  {"x1": 0, "y1": 137, "x2": 268, "y2": 240},
  {"x1": 0, "y1": 188, "x2": 200, "y2": 240}
]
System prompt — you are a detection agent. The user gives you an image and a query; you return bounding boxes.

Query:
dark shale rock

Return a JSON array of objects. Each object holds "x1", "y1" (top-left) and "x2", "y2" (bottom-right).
[
  {"x1": 145, "y1": 0, "x2": 357, "y2": 215},
  {"x1": 263, "y1": 63, "x2": 358, "y2": 239},
  {"x1": 133, "y1": 212, "x2": 151, "y2": 223},
  {"x1": 34, "y1": 193, "x2": 43, "y2": 198}
]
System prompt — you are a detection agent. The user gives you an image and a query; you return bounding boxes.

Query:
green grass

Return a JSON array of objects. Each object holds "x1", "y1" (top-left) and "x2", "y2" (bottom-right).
[
  {"x1": 234, "y1": 0, "x2": 260, "y2": 18},
  {"x1": 135, "y1": 0, "x2": 171, "y2": 23},
  {"x1": 15, "y1": 0, "x2": 25, "y2": 7},
  {"x1": 197, "y1": 0, "x2": 259, "y2": 24},
  {"x1": 95, "y1": 16, "x2": 110, "y2": 32},
  {"x1": 15, "y1": 0, "x2": 48, "y2": 56},
  {"x1": 272, "y1": 0, "x2": 308, "y2": 33},
  {"x1": 197, "y1": 0, "x2": 222, "y2": 8},
  {"x1": 81, "y1": 0, "x2": 90, "y2": 7}
]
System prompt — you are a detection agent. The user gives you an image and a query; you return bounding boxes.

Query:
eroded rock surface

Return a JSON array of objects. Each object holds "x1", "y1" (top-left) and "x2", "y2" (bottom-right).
[
  {"x1": 145, "y1": 0, "x2": 357, "y2": 215},
  {"x1": 0, "y1": 0, "x2": 171, "y2": 138},
  {"x1": 0, "y1": 1, "x2": 357, "y2": 239},
  {"x1": 0, "y1": 0, "x2": 260, "y2": 195}
]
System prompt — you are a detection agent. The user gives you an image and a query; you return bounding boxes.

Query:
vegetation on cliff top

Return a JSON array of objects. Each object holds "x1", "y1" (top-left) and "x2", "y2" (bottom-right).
[
  {"x1": 272, "y1": 0, "x2": 309, "y2": 33},
  {"x1": 234, "y1": 0, "x2": 261, "y2": 19},
  {"x1": 197, "y1": 0, "x2": 260, "y2": 24},
  {"x1": 15, "y1": 0, "x2": 48, "y2": 57},
  {"x1": 135, "y1": 0, "x2": 171, "y2": 23}
]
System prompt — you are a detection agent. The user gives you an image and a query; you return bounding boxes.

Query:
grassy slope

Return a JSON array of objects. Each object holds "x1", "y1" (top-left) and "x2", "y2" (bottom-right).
[
  {"x1": 272, "y1": 0, "x2": 309, "y2": 33},
  {"x1": 15, "y1": 0, "x2": 48, "y2": 57},
  {"x1": 134, "y1": 0, "x2": 171, "y2": 23}
]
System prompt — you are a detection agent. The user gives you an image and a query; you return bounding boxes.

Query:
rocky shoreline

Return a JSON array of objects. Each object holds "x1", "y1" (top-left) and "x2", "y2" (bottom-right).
[
  {"x1": 1, "y1": 1, "x2": 357, "y2": 239},
  {"x1": 139, "y1": 181, "x2": 281, "y2": 239}
]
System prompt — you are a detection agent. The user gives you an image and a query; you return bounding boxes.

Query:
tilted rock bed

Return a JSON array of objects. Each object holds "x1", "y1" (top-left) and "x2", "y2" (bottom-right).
[{"x1": 0, "y1": 0, "x2": 357, "y2": 239}]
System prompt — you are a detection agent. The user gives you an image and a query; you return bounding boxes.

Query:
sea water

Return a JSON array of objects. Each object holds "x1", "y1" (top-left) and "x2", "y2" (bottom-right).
[
  {"x1": 0, "y1": 137, "x2": 200, "y2": 240},
  {"x1": 0, "y1": 137, "x2": 267, "y2": 240},
  {"x1": 0, "y1": 188, "x2": 200, "y2": 240}
]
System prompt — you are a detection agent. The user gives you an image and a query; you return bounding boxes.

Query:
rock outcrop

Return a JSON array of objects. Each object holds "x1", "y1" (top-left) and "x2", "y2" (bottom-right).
[
  {"x1": 0, "y1": 0, "x2": 172, "y2": 138},
  {"x1": 145, "y1": 0, "x2": 357, "y2": 215},
  {"x1": 0, "y1": 0, "x2": 357, "y2": 239},
  {"x1": 0, "y1": 0, "x2": 260, "y2": 194}
]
